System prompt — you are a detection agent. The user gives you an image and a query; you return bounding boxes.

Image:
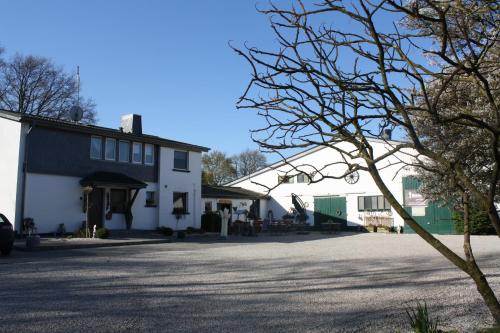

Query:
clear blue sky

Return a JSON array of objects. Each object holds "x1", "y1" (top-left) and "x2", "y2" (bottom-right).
[{"x1": 0, "y1": 0, "x2": 277, "y2": 156}]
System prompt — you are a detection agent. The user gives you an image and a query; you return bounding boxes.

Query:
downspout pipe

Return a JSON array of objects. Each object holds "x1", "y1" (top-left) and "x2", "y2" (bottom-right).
[{"x1": 19, "y1": 121, "x2": 34, "y2": 233}]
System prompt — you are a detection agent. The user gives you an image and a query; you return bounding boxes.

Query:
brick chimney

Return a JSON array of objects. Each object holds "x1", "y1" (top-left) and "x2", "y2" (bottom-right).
[{"x1": 121, "y1": 114, "x2": 142, "y2": 135}]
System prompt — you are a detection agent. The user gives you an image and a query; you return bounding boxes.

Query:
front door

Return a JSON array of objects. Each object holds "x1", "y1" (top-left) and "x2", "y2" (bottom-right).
[
  {"x1": 88, "y1": 188, "x2": 104, "y2": 229},
  {"x1": 314, "y1": 196, "x2": 347, "y2": 227}
]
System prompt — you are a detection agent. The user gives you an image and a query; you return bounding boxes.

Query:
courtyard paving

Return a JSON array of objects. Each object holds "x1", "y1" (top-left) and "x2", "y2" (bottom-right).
[{"x1": 0, "y1": 233, "x2": 499, "y2": 332}]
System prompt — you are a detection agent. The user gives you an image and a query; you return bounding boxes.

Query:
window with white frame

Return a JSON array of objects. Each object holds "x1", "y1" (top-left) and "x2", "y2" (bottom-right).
[
  {"x1": 358, "y1": 195, "x2": 391, "y2": 211},
  {"x1": 173, "y1": 192, "x2": 188, "y2": 214},
  {"x1": 132, "y1": 142, "x2": 143, "y2": 164},
  {"x1": 90, "y1": 136, "x2": 103, "y2": 159},
  {"x1": 278, "y1": 175, "x2": 294, "y2": 184},
  {"x1": 144, "y1": 144, "x2": 154, "y2": 165},
  {"x1": 296, "y1": 173, "x2": 309, "y2": 183},
  {"x1": 145, "y1": 191, "x2": 156, "y2": 207},
  {"x1": 174, "y1": 151, "x2": 189, "y2": 170},
  {"x1": 119, "y1": 141, "x2": 130, "y2": 162},
  {"x1": 105, "y1": 138, "x2": 116, "y2": 161}
]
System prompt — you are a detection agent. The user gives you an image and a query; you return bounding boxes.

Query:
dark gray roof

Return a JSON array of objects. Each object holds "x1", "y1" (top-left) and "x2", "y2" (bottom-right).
[
  {"x1": 202, "y1": 185, "x2": 267, "y2": 200},
  {"x1": 0, "y1": 109, "x2": 209, "y2": 153},
  {"x1": 80, "y1": 172, "x2": 147, "y2": 189}
]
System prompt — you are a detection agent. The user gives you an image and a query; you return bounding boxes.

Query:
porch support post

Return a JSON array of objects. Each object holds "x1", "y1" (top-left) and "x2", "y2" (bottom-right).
[{"x1": 125, "y1": 188, "x2": 141, "y2": 230}]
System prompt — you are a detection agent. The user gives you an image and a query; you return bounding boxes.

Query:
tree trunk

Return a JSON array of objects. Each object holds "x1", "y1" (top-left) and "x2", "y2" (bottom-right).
[
  {"x1": 463, "y1": 192, "x2": 473, "y2": 261},
  {"x1": 462, "y1": 192, "x2": 500, "y2": 324},
  {"x1": 366, "y1": 163, "x2": 500, "y2": 325}
]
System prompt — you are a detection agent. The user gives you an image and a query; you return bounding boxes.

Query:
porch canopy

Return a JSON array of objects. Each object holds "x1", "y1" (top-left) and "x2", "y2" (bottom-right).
[{"x1": 80, "y1": 172, "x2": 147, "y2": 189}]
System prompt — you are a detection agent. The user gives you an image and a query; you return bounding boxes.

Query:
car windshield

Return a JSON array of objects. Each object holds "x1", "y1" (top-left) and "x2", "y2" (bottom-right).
[{"x1": 0, "y1": 215, "x2": 7, "y2": 224}]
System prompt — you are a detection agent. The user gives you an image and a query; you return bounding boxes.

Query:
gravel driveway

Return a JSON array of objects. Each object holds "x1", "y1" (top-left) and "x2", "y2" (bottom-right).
[{"x1": 0, "y1": 233, "x2": 499, "y2": 332}]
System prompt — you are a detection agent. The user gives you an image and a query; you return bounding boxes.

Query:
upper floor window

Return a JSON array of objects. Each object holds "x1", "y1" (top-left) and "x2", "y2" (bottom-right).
[
  {"x1": 119, "y1": 141, "x2": 130, "y2": 162},
  {"x1": 90, "y1": 136, "x2": 103, "y2": 159},
  {"x1": 144, "y1": 144, "x2": 154, "y2": 165},
  {"x1": 278, "y1": 175, "x2": 294, "y2": 184},
  {"x1": 358, "y1": 195, "x2": 391, "y2": 211},
  {"x1": 105, "y1": 138, "x2": 116, "y2": 161},
  {"x1": 296, "y1": 173, "x2": 309, "y2": 183},
  {"x1": 174, "y1": 151, "x2": 189, "y2": 170},
  {"x1": 132, "y1": 142, "x2": 143, "y2": 164}
]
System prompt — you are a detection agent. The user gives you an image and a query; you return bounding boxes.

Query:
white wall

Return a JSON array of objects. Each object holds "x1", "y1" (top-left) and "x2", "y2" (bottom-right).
[
  {"x1": 158, "y1": 147, "x2": 202, "y2": 230},
  {"x1": 0, "y1": 118, "x2": 25, "y2": 230},
  {"x1": 230, "y1": 139, "x2": 415, "y2": 228},
  {"x1": 25, "y1": 174, "x2": 160, "y2": 233},
  {"x1": 24, "y1": 173, "x2": 86, "y2": 234}
]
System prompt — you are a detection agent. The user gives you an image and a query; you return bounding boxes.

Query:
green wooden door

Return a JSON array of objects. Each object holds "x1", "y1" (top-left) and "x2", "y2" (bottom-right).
[
  {"x1": 314, "y1": 196, "x2": 347, "y2": 227},
  {"x1": 403, "y1": 177, "x2": 456, "y2": 234}
]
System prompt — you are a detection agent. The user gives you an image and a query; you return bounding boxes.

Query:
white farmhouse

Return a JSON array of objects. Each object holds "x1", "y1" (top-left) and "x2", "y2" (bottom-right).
[
  {"x1": 0, "y1": 109, "x2": 209, "y2": 234},
  {"x1": 228, "y1": 137, "x2": 455, "y2": 234}
]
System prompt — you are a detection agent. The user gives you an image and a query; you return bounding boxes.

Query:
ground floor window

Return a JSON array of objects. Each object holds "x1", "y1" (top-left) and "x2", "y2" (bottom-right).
[
  {"x1": 278, "y1": 175, "x2": 294, "y2": 184},
  {"x1": 145, "y1": 191, "x2": 156, "y2": 207},
  {"x1": 173, "y1": 192, "x2": 188, "y2": 214},
  {"x1": 204, "y1": 201, "x2": 213, "y2": 213},
  {"x1": 358, "y1": 195, "x2": 391, "y2": 211},
  {"x1": 110, "y1": 189, "x2": 128, "y2": 213}
]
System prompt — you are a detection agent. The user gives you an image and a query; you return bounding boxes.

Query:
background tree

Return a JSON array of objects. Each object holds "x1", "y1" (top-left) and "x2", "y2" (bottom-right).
[
  {"x1": 233, "y1": 0, "x2": 500, "y2": 324},
  {"x1": 233, "y1": 149, "x2": 267, "y2": 178},
  {"x1": 413, "y1": 76, "x2": 498, "y2": 235},
  {"x1": 202, "y1": 150, "x2": 237, "y2": 185},
  {"x1": 0, "y1": 51, "x2": 97, "y2": 124}
]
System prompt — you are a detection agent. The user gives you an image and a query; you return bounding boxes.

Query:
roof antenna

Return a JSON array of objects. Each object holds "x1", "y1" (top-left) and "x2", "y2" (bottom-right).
[
  {"x1": 76, "y1": 65, "x2": 80, "y2": 106},
  {"x1": 69, "y1": 65, "x2": 84, "y2": 122}
]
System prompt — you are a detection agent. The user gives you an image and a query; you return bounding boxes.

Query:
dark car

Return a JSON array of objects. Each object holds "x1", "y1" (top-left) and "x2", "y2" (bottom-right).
[{"x1": 0, "y1": 214, "x2": 15, "y2": 255}]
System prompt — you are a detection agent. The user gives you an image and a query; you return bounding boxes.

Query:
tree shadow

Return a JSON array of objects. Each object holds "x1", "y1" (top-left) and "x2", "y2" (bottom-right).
[{"x1": 0, "y1": 245, "x2": 498, "y2": 332}]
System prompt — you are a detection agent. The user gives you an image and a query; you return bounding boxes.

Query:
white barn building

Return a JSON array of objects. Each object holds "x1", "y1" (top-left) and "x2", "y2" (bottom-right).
[{"x1": 227, "y1": 138, "x2": 455, "y2": 234}]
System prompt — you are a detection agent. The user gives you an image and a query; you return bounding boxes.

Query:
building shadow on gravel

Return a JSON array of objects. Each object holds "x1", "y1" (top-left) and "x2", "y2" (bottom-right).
[{"x1": 0, "y1": 249, "x2": 498, "y2": 332}]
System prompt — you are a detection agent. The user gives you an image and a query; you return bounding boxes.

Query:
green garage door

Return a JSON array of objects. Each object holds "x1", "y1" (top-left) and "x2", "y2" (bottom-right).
[
  {"x1": 403, "y1": 177, "x2": 456, "y2": 235},
  {"x1": 314, "y1": 196, "x2": 347, "y2": 227}
]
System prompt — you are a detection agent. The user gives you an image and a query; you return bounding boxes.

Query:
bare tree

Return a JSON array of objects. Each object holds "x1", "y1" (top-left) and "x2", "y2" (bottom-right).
[
  {"x1": 0, "y1": 52, "x2": 97, "y2": 124},
  {"x1": 202, "y1": 150, "x2": 237, "y2": 185},
  {"x1": 233, "y1": 0, "x2": 500, "y2": 323},
  {"x1": 233, "y1": 149, "x2": 267, "y2": 177}
]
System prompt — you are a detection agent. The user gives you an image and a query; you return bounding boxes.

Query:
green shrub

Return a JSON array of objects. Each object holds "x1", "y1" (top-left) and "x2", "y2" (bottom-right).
[
  {"x1": 159, "y1": 227, "x2": 174, "y2": 237},
  {"x1": 453, "y1": 208, "x2": 496, "y2": 235},
  {"x1": 405, "y1": 302, "x2": 439, "y2": 333},
  {"x1": 95, "y1": 228, "x2": 110, "y2": 239}
]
